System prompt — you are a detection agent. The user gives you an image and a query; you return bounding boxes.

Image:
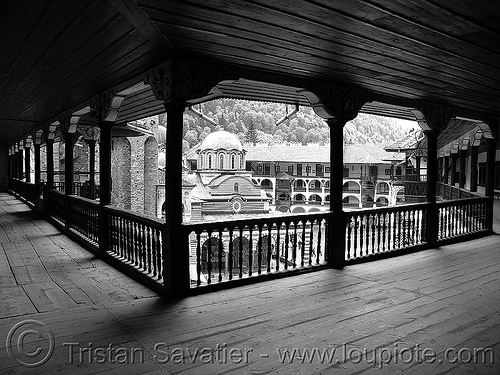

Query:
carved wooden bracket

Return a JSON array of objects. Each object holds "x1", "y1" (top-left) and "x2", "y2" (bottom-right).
[
  {"x1": 481, "y1": 116, "x2": 499, "y2": 139},
  {"x1": 78, "y1": 125, "x2": 100, "y2": 142},
  {"x1": 144, "y1": 60, "x2": 232, "y2": 104},
  {"x1": 301, "y1": 85, "x2": 373, "y2": 121},
  {"x1": 90, "y1": 89, "x2": 126, "y2": 122},
  {"x1": 411, "y1": 103, "x2": 457, "y2": 131}
]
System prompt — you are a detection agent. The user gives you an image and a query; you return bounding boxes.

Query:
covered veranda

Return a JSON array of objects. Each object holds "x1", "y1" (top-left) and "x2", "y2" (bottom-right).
[
  {"x1": 1, "y1": 1, "x2": 500, "y2": 373},
  {"x1": 1, "y1": 193, "x2": 500, "y2": 374}
]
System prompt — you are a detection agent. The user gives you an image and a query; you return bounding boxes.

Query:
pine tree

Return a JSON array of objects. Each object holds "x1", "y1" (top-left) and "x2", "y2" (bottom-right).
[{"x1": 245, "y1": 119, "x2": 259, "y2": 145}]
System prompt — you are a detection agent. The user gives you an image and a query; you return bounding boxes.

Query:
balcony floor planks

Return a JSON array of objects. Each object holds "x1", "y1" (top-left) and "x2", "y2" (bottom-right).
[{"x1": 1, "y1": 193, "x2": 500, "y2": 374}]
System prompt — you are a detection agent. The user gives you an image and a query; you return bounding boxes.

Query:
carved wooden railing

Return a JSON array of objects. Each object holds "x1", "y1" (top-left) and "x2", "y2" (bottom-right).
[
  {"x1": 184, "y1": 212, "x2": 329, "y2": 287},
  {"x1": 105, "y1": 206, "x2": 164, "y2": 282},
  {"x1": 47, "y1": 189, "x2": 66, "y2": 224},
  {"x1": 344, "y1": 203, "x2": 429, "y2": 261},
  {"x1": 437, "y1": 182, "x2": 476, "y2": 200},
  {"x1": 67, "y1": 195, "x2": 99, "y2": 244},
  {"x1": 437, "y1": 197, "x2": 490, "y2": 241}
]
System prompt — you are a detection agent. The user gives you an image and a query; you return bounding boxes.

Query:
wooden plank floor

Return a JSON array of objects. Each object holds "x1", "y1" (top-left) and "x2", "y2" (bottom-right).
[{"x1": 1, "y1": 193, "x2": 500, "y2": 374}]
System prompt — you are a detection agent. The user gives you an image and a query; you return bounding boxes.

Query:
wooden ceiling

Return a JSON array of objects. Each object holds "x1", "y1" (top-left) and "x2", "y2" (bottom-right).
[{"x1": 1, "y1": 0, "x2": 500, "y2": 148}]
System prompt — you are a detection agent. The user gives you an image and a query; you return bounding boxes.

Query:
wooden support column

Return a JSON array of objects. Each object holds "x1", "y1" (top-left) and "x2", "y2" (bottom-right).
[
  {"x1": 485, "y1": 138, "x2": 497, "y2": 231},
  {"x1": 24, "y1": 145, "x2": 31, "y2": 182},
  {"x1": 46, "y1": 139, "x2": 54, "y2": 190},
  {"x1": 63, "y1": 132, "x2": 75, "y2": 195},
  {"x1": 18, "y1": 146, "x2": 24, "y2": 180},
  {"x1": 163, "y1": 101, "x2": 190, "y2": 297},
  {"x1": 425, "y1": 130, "x2": 439, "y2": 247},
  {"x1": 458, "y1": 149, "x2": 466, "y2": 189},
  {"x1": 450, "y1": 153, "x2": 457, "y2": 185},
  {"x1": 98, "y1": 121, "x2": 114, "y2": 253},
  {"x1": 88, "y1": 139, "x2": 96, "y2": 199},
  {"x1": 443, "y1": 155, "x2": 449, "y2": 184},
  {"x1": 34, "y1": 142, "x2": 41, "y2": 198},
  {"x1": 485, "y1": 138, "x2": 497, "y2": 198},
  {"x1": 326, "y1": 118, "x2": 346, "y2": 268},
  {"x1": 470, "y1": 146, "x2": 479, "y2": 192}
]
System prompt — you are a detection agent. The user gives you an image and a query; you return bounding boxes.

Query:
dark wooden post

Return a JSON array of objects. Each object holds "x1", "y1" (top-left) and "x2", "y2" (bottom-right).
[
  {"x1": 425, "y1": 130, "x2": 439, "y2": 247},
  {"x1": 458, "y1": 149, "x2": 466, "y2": 189},
  {"x1": 34, "y1": 142, "x2": 41, "y2": 199},
  {"x1": 163, "y1": 101, "x2": 191, "y2": 297},
  {"x1": 470, "y1": 146, "x2": 479, "y2": 192},
  {"x1": 98, "y1": 121, "x2": 114, "y2": 253},
  {"x1": 63, "y1": 132, "x2": 75, "y2": 195},
  {"x1": 443, "y1": 155, "x2": 449, "y2": 184},
  {"x1": 12, "y1": 148, "x2": 17, "y2": 180},
  {"x1": 450, "y1": 153, "x2": 457, "y2": 186},
  {"x1": 46, "y1": 139, "x2": 54, "y2": 190},
  {"x1": 485, "y1": 137, "x2": 497, "y2": 231},
  {"x1": 24, "y1": 144, "x2": 31, "y2": 183},
  {"x1": 326, "y1": 118, "x2": 346, "y2": 268},
  {"x1": 18, "y1": 145, "x2": 24, "y2": 180},
  {"x1": 88, "y1": 139, "x2": 96, "y2": 199}
]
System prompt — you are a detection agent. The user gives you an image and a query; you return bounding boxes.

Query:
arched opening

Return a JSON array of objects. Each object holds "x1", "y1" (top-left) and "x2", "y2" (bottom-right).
[
  {"x1": 309, "y1": 194, "x2": 322, "y2": 204},
  {"x1": 342, "y1": 196, "x2": 360, "y2": 208},
  {"x1": 343, "y1": 181, "x2": 361, "y2": 193},
  {"x1": 376, "y1": 182, "x2": 390, "y2": 194},
  {"x1": 376, "y1": 197, "x2": 389, "y2": 206},
  {"x1": 294, "y1": 193, "x2": 305, "y2": 203},
  {"x1": 261, "y1": 179, "x2": 273, "y2": 190},
  {"x1": 292, "y1": 206, "x2": 306, "y2": 213}
]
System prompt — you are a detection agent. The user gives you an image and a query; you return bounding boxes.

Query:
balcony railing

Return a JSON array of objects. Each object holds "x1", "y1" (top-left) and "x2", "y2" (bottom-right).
[
  {"x1": 106, "y1": 206, "x2": 164, "y2": 283},
  {"x1": 8, "y1": 178, "x2": 494, "y2": 297},
  {"x1": 184, "y1": 212, "x2": 329, "y2": 287},
  {"x1": 437, "y1": 197, "x2": 489, "y2": 241},
  {"x1": 345, "y1": 203, "x2": 428, "y2": 262}
]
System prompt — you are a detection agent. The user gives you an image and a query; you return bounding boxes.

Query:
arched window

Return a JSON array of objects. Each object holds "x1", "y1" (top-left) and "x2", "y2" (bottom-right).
[
  {"x1": 220, "y1": 154, "x2": 224, "y2": 169},
  {"x1": 234, "y1": 183, "x2": 239, "y2": 192},
  {"x1": 231, "y1": 154, "x2": 236, "y2": 169},
  {"x1": 208, "y1": 154, "x2": 212, "y2": 169}
]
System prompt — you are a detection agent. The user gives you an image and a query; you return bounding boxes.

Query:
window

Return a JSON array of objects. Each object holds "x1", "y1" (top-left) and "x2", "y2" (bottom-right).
[
  {"x1": 231, "y1": 154, "x2": 235, "y2": 169},
  {"x1": 234, "y1": 183, "x2": 239, "y2": 192},
  {"x1": 288, "y1": 165, "x2": 293, "y2": 174},
  {"x1": 478, "y1": 163, "x2": 486, "y2": 186},
  {"x1": 275, "y1": 165, "x2": 280, "y2": 173},
  {"x1": 395, "y1": 166, "x2": 402, "y2": 176},
  {"x1": 220, "y1": 154, "x2": 224, "y2": 169},
  {"x1": 297, "y1": 164, "x2": 302, "y2": 176},
  {"x1": 208, "y1": 154, "x2": 212, "y2": 169},
  {"x1": 264, "y1": 163, "x2": 270, "y2": 175},
  {"x1": 257, "y1": 164, "x2": 262, "y2": 171},
  {"x1": 316, "y1": 164, "x2": 323, "y2": 176},
  {"x1": 306, "y1": 165, "x2": 311, "y2": 173},
  {"x1": 385, "y1": 168, "x2": 392, "y2": 175},
  {"x1": 325, "y1": 167, "x2": 330, "y2": 173}
]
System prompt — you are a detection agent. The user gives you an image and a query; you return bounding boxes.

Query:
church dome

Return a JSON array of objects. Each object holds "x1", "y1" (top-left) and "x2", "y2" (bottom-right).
[{"x1": 199, "y1": 131, "x2": 243, "y2": 151}]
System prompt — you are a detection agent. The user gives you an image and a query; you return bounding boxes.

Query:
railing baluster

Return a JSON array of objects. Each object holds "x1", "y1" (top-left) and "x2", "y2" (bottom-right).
[
  {"x1": 228, "y1": 228, "x2": 234, "y2": 280},
  {"x1": 276, "y1": 223, "x2": 281, "y2": 271},
  {"x1": 308, "y1": 220, "x2": 313, "y2": 265},
  {"x1": 257, "y1": 225, "x2": 263, "y2": 275},
  {"x1": 248, "y1": 226, "x2": 254, "y2": 277},
  {"x1": 218, "y1": 228, "x2": 223, "y2": 283},
  {"x1": 284, "y1": 222, "x2": 289, "y2": 270},
  {"x1": 292, "y1": 221, "x2": 297, "y2": 268},
  {"x1": 239, "y1": 227, "x2": 244, "y2": 277},
  {"x1": 346, "y1": 217, "x2": 352, "y2": 260},
  {"x1": 301, "y1": 221, "x2": 306, "y2": 267},
  {"x1": 207, "y1": 231, "x2": 212, "y2": 284},
  {"x1": 267, "y1": 224, "x2": 272, "y2": 273},
  {"x1": 316, "y1": 219, "x2": 322, "y2": 264}
]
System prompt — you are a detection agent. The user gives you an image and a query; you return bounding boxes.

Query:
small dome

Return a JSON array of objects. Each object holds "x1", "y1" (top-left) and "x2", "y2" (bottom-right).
[{"x1": 200, "y1": 131, "x2": 243, "y2": 151}]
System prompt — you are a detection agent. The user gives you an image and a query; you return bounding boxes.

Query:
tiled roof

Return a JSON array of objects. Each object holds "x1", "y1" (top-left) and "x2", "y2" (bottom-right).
[
  {"x1": 243, "y1": 144, "x2": 404, "y2": 164},
  {"x1": 384, "y1": 129, "x2": 425, "y2": 151}
]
